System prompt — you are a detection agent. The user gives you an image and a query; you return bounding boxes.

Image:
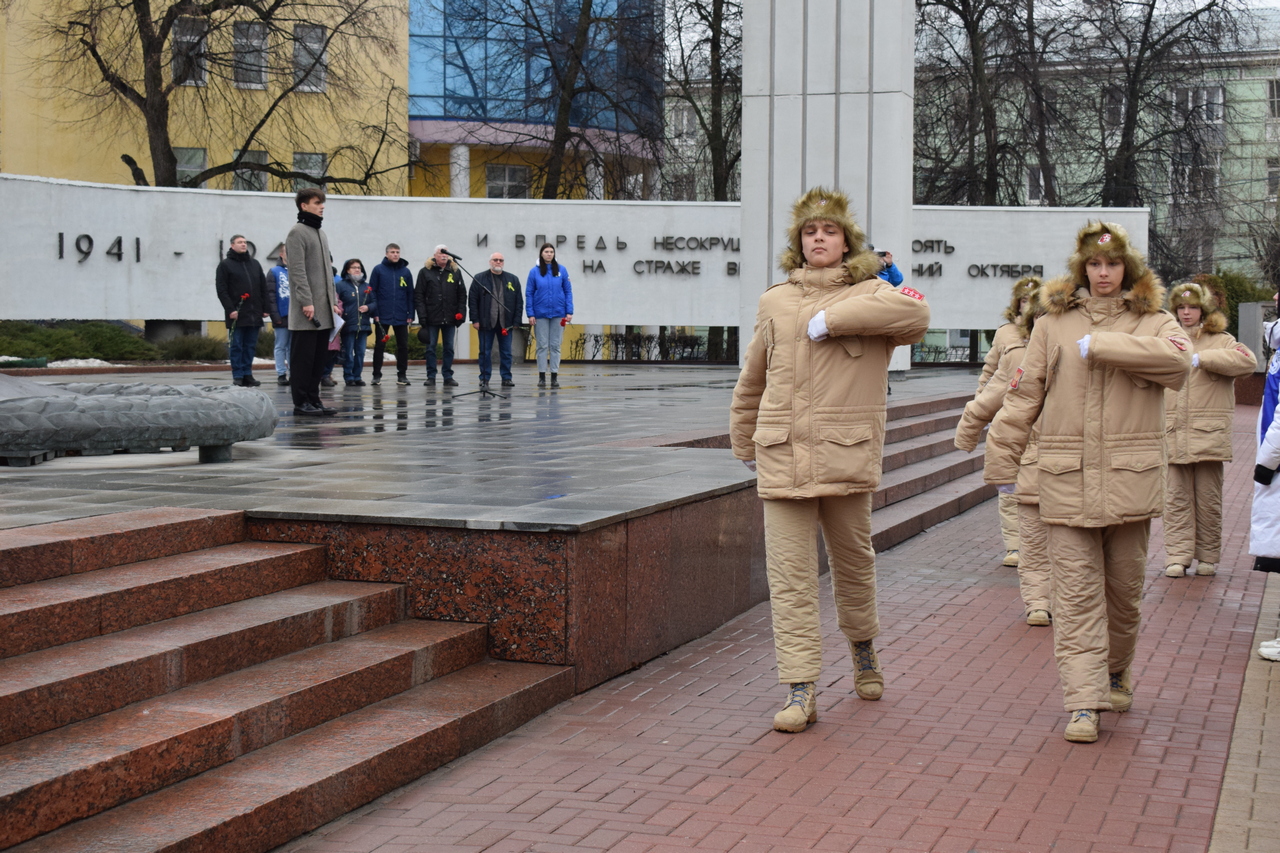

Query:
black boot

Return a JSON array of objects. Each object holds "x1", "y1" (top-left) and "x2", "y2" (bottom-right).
[
  {"x1": 550, "y1": 372, "x2": 560, "y2": 388},
  {"x1": 538, "y1": 372, "x2": 547, "y2": 388}
]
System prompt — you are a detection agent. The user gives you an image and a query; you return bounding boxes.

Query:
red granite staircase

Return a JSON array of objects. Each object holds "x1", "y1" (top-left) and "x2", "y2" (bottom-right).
[{"x1": 0, "y1": 508, "x2": 573, "y2": 853}]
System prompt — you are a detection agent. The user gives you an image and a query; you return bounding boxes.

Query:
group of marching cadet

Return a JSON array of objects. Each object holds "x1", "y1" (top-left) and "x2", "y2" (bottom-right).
[{"x1": 732, "y1": 186, "x2": 1263, "y2": 744}]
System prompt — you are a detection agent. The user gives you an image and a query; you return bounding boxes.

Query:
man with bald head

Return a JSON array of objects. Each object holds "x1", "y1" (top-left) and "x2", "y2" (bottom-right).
[{"x1": 468, "y1": 251, "x2": 524, "y2": 388}]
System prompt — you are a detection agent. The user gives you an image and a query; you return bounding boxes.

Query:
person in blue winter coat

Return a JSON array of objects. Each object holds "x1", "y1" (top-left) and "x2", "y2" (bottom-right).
[
  {"x1": 336, "y1": 258, "x2": 377, "y2": 386},
  {"x1": 525, "y1": 242, "x2": 574, "y2": 388},
  {"x1": 867, "y1": 245, "x2": 903, "y2": 286},
  {"x1": 368, "y1": 244, "x2": 415, "y2": 385},
  {"x1": 265, "y1": 247, "x2": 291, "y2": 385}
]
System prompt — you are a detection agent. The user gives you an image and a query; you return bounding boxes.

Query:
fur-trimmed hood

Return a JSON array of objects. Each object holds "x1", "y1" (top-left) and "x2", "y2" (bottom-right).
[
  {"x1": 1041, "y1": 270, "x2": 1166, "y2": 317},
  {"x1": 1015, "y1": 283, "x2": 1045, "y2": 339},
  {"x1": 781, "y1": 254, "x2": 885, "y2": 288}
]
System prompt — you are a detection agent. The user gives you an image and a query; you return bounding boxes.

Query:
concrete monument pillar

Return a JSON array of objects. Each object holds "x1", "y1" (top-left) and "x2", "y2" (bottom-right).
[
  {"x1": 449, "y1": 144, "x2": 471, "y2": 198},
  {"x1": 740, "y1": 2, "x2": 916, "y2": 368}
]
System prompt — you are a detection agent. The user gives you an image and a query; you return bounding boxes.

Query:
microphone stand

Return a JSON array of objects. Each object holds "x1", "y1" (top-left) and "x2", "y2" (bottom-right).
[{"x1": 449, "y1": 256, "x2": 509, "y2": 400}]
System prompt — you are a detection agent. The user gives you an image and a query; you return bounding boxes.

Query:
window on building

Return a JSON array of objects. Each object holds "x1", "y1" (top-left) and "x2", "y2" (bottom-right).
[
  {"x1": 671, "y1": 173, "x2": 696, "y2": 201},
  {"x1": 1104, "y1": 87, "x2": 1126, "y2": 130},
  {"x1": 1027, "y1": 165, "x2": 1056, "y2": 204},
  {"x1": 294, "y1": 25, "x2": 327, "y2": 92},
  {"x1": 1173, "y1": 85, "x2": 1225, "y2": 124},
  {"x1": 233, "y1": 150, "x2": 268, "y2": 191},
  {"x1": 1171, "y1": 149, "x2": 1220, "y2": 202},
  {"x1": 1268, "y1": 158, "x2": 1280, "y2": 202},
  {"x1": 1270, "y1": 80, "x2": 1280, "y2": 120},
  {"x1": 672, "y1": 104, "x2": 697, "y2": 138},
  {"x1": 174, "y1": 147, "x2": 207, "y2": 187},
  {"x1": 234, "y1": 22, "x2": 268, "y2": 89},
  {"x1": 486, "y1": 164, "x2": 530, "y2": 198},
  {"x1": 172, "y1": 17, "x2": 208, "y2": 86},
  {"x1": 292, "y1": 152, "x2": 326, "y2": 190}
]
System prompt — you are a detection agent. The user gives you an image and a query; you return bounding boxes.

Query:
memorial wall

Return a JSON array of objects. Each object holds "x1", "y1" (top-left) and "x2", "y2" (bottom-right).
[{"x1": 0, "y1": 174, "x2": 1146, "y2": 335}]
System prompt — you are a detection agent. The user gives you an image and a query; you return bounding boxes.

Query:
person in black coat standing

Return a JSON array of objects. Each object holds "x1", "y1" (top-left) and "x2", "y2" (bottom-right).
[
  {"x1": 414, "y1": 245, "x2": 468, "y2": 386},
  {"x1": 215, "y1": 234, "x2": 268, "y2": 386},
  {"x1": 468, "y1": 251, "x2": 524, "y2": 388}
]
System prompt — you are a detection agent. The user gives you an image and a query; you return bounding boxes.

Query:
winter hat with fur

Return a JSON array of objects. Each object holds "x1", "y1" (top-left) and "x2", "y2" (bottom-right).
[
  {"x1": 1003, "y1": 276, "x2": 1042, "y2": 323},
  {"x1": 1168, "y1": 281, "x2": 1216, "y2": 313},
  {"x1": 1066, "y1": 221, "x2": 1149, "y2": 291},
  {"x1": 780, "y1": 187, "x2": 875, "y2": 273}
]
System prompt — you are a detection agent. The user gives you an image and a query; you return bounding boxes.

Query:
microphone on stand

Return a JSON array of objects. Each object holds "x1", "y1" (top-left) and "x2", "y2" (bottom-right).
[{"x1": 443, "y1": 249, "x2": 463, "y2": 261}]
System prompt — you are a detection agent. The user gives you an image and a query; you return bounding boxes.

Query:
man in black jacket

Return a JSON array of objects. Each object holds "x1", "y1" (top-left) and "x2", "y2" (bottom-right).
[
  {"x1": 215, "y1": 235, "x2": 268, "y2": 386},
  {"x1": 414, "y1": 245, "x2": 468, "y2": 386},
  {"x1": 468, "y1": 252, "x2": 524, "y2": 388}
]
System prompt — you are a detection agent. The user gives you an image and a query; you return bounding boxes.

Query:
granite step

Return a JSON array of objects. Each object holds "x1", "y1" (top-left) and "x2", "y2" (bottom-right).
[
  {"x1": 0, "y1": 508, "x2": 245, "y2": 589},
  {"x1": 883, "y1": 408, "x2": 964, "y2": 445},
  {"x1": 0, "y1": 542, "x2": 328, "y2": 659},
  {"x1": 872, "y1": 446, "x2": 985, "y2": 511},
  {"x1": 9, "y1": 659, "x2": 575, "y2": 853},
  {"x1": 0, "y1": 619, "x2": 487, "y2": 849},
  {"x1": 885, "y1": 391, "x2": 973, "y2": 423},
  {"x1": 881, "y1": 431, "x2": 964, "y2": 474},
  {"x1": 871, "y1": 468, "x2": 996, "y2": 552},
  {"x1": 0, "y1": 580, "x2": 406, "y2": 746}
]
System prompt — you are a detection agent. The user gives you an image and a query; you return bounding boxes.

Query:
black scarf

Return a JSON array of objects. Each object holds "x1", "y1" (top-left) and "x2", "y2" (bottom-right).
[{"x1": 297, "y1": 210, "x2": 323, "y2": 229}]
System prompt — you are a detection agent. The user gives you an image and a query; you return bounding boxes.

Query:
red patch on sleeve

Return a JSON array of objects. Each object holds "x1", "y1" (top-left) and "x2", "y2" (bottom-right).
[
  {"x1": 900, "y1": 286, "x2": 925, "y2": 301},
  {"x1": 1010, "y1": 367, "x2": 1023, "y2": 390},
  {"x1": 1238, "y1": 345, "x2": 1250, "y2": 354},
  {"x1": 1168, "y1": 336, "x2": 1188, "y2": 351}
]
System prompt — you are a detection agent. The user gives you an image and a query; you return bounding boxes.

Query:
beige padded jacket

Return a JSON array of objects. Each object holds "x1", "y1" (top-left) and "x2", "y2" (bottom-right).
[
  {"x1": 985, "y1": 274, "x2": 1192, "y2": 527},
  {"x1": 731, "y1": 259, "x2": 931, "y2": 500},
  {"x1": 977, "y1": 322, "x2": 1022, "y2": 391},
  {"x1": 955, "y1": 340, "x2": 1042, "y2": 505},
  {"x1": 1164, "y1": 312, "x2": 1256, "y2": 463}
]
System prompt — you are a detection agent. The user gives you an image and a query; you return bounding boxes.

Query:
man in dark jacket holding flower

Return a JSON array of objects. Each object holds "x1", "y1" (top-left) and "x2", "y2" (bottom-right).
[
  {"x1": 468, "y1": 252, "x2": 523, "y2": 388},
  {"x1": 415, "y1": 245, "x2": 468, "y2": 387},
  {"x1": 215, "y1": 234, "x2": 268, "y2": 386}
]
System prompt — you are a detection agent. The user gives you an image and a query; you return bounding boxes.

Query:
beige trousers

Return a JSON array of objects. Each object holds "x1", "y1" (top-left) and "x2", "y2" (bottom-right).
[
  {"x1": 763, "y1": 493, "x2": 878, "y2": 683},
  {"x1": 1162, "y1": 461, "x2": 1224, "y2": 566},
  {"x1": 1017, "y1": 504, "x2": 1052, "y2": 615},
  {"x1": 998, "y1": 491, "x2": 1020, "y2": 552},
  {"x1": 1046, "y1": 520, "x2": 1150, "y2": 711}
]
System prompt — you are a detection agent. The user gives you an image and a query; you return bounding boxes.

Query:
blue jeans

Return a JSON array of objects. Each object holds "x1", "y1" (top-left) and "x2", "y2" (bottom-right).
[
  {"x1": 534, "y1": 316, "x2": 564, "y2": 373},
  {"x1": 421, "y1": 324, "x2": 456, "y2": 379},
  {"x1": 229, "y1": 325, "x2": 261, "y2": 378},
  {"x1": 342, "y1": 329, "x2": 368, "y2": 381},
  {"x1": 273, "y1": 325, "x2": 290, "y2": 377},
  {"x1": 478, "y1": 327, "x2": 513, "y2": 382}
]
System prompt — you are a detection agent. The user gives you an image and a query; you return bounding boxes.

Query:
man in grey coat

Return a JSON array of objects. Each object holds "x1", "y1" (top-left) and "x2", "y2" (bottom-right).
[{"x1": 284, "y1": 188, "x2": 337, "y2": 416}]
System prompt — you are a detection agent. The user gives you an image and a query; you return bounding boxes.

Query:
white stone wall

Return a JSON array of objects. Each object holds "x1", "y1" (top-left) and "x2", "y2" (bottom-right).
[{"x1": 0, "y1": 174, "x2": 1147, "y2": 337}]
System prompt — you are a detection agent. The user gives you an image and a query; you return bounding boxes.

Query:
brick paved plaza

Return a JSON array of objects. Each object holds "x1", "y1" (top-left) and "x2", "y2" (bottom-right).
[{"x1": 275, "y1": 403, "x2": 1279, "y2": 853}]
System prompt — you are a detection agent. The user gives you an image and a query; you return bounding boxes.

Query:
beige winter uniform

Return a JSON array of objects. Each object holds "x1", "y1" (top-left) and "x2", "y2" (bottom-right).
[
  {"x1": 732, "y1": 255, "x2": 930, "y2": 682},
  {"x1": 977, "y1": 322, "x2": 1024, "y2": 391},
  {"x1": 956, "y1": 341, "x2": 1051, "y2": 615},
  {"x1": 1162, "y1": 311, "x2": 1256, "y2": 566},
  {"x1": 986, "y1": 270, "x2": 1191, "y2": 711}
]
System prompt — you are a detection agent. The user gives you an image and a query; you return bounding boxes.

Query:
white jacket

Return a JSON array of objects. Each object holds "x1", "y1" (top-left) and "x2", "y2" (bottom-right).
[{"x1": 1250, "y1": 320, "x2": 1280, "y2": 559}]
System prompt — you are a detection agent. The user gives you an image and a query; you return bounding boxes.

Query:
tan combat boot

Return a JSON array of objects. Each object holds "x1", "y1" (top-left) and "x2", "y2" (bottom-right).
[
  {"x1": 1064, "y1": 709, "x2": 1100, "y2": 743},
  {"x1": 773, "y1": 682, "x2": 818, "y2": 733},
  {"x1": 1109, "y1": 668, "x2": 1133, "y2": 713},
  {"x1": 1164, "y1": 563, "x2": 1187, "y2": 578},
  {"x1": 1003, "y1": 550, "x2": 1020, "y2": 567},
  {"x1": 1196, "y1": 562, "x2": 1216, "y2": 576},
  {"x1": 850, "y1": 639, "x2": 883, "y2": 701}
]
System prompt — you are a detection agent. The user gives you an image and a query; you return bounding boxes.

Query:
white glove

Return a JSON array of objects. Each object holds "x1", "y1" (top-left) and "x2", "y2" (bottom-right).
[
  {"x1": 1191, "y1": 353, "x2": 1200, "y2": 368},
  {"x1": 743, "y1": 459, "x2": 757, "y2": 472},
  {"x1": 997, "y1": 484, "x2": 1016, "y2": 494},
  {"x1": 1077, "y1": 334, "x2": 1092, "y2": 359},
  {"x1": 807, "y1": 310, "x2": 829, "y2": 341}
]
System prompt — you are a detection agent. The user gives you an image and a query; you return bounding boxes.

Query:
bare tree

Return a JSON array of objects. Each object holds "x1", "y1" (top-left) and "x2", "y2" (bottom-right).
[
  {"x1": 32, "y1": 0, "x2": 408, "y2": 189},
  {"x1": 662, "y1": 0, "x2": 741, "y2": 201}
]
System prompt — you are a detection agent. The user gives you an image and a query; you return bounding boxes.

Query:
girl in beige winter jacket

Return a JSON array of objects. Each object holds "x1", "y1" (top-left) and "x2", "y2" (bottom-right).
[
  {"x1": 1161, "y1": 283, "x2": 1256, "y2": 577},
  {"x1": 955, "y1": 289, "x2": 1052, "y2": 627},
  {"x1": 731, "y1": 187, "x2": 931, "y2": 734},
  {"x1": 975, "y1": 276, "x2": 1041, "y2": 569},
  {"x1": 984, "y1": 222, "x2": 1192, "y2": 744}
]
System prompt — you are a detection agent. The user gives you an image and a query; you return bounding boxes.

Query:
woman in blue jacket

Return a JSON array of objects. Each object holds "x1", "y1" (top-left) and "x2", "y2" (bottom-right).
[
  {"x1": 336, "y1": 259, "x2": 377, "y2": 386},
  {"x1": 525, "y1": 243, "x2": 574, "y2": 388}
]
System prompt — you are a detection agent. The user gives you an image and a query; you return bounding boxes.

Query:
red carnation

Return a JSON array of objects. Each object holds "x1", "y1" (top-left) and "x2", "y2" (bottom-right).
[
  {"x1": 455, "y1": 313, "x2": 463, "y2": 321},
  {"x1": 560, "y1": 318, "x2": 567, "y2": 327},
  {"x1": 501, "y1": 329, "x2": 509, "y2": 336}
]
